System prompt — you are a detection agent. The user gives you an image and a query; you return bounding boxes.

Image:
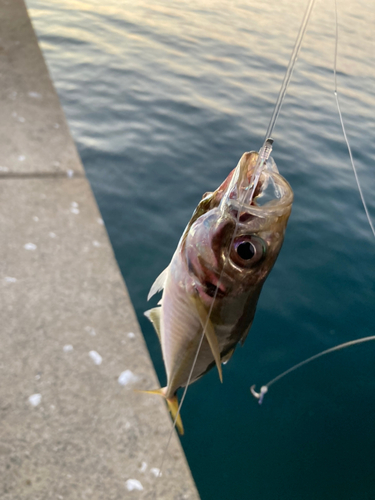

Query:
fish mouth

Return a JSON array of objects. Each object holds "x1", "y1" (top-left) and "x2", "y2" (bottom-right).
[
  {"x1": 194, "y1": 267, "x2": 227, "y2": 299},
  {"x1": 196, "y1": 281, "x2": 226, "y2": 300},
  {"x1": 201, "y1": 280, "x2": 226, "y2": 299},
  {"x1": 219, "y1": 151, "x2": 294, "y2": 218}
]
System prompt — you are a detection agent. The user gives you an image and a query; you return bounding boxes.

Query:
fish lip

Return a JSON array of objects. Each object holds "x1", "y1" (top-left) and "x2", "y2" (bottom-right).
[
  {"x1": 193, "y1": 266, "x2": 227, "y2": 299},
  {"x1": 195, "y1": 280, "x2": 226, "y2": 300},
  {"x1": 219, "y1": 152, "x2": 294, "y2": 217}
]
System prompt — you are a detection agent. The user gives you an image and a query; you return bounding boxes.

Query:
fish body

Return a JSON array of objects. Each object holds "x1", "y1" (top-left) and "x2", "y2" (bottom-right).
[{"x1": 144, "y1": 151, "x2": 293, "y2": 432}]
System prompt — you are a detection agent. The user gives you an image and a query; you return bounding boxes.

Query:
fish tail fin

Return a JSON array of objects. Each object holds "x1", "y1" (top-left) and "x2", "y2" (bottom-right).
[
  {"x1": 135, "y1": 388, "x2": 184, "y2": 435},
  {"x1": 136, "y1": 388, "x2": 165, "y2": 396},
  {"x1": 165, "y1": 395, "x2": 184, "y2": 435}
]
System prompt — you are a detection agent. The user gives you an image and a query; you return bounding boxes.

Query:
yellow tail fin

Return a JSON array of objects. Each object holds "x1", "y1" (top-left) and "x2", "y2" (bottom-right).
[
  {"x1": 165, "y1": 395, "x2": 184, "y2": 435},
  {"x1": 136, "y1": 388, "x2": 184, "y2": 435}
]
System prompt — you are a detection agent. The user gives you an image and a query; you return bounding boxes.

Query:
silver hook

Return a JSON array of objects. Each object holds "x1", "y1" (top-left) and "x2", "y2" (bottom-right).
[{"x1": 250, "y1": 385, "x2": 268, "y2": 405}]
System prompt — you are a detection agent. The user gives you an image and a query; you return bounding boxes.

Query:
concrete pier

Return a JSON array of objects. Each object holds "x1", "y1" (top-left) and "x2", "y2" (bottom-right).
[{"x1": 0, "y1": 1, "x2": 200, "y2": 498}]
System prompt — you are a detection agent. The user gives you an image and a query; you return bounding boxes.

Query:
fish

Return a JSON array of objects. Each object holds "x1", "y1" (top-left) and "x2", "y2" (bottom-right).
[{"x1": 143, "y1": 147, "x2": 293, "y2": 434}]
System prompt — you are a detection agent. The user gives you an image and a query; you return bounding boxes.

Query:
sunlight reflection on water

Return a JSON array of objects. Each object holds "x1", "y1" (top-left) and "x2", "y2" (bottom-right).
[{"x1": 27, "y1": 1, "x2": 375, "y2": 498}]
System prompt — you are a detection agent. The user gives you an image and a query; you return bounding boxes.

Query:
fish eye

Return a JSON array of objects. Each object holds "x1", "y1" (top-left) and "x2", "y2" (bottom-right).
[
  {"x1": 236, "y1": 241, "x2": 255, "y2": 260},
  {"x1": 230, "y1": 235, "x2": 266, "y2": 267}
]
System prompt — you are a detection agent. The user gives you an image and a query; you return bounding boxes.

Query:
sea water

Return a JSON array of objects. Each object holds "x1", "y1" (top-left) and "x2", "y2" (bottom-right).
[{"x1": 27, "y1": 1, "x2": 375, "y2": 498}]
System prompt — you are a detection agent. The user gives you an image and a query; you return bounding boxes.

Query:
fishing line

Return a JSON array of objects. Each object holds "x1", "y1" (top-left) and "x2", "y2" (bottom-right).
[
  {"x1": 250, "y1": 0, "x2": 375, "y2": 405},
  {"x1": 250, "y1": 335, "x2": 375, "y2": 403},
  {"x1": 264, "y1": 0, "x2": 316, "y2": 143},
  {"x1": 158, "y1": 142, "x2": 272, "y2": 476},
  {"x1": 156, "y1": 269, "x2": 225, "y2": 478},
  {"x1": 156, "y1": 184, "x2": 249, "y2": 476},
  {"x1": 333, "y1": 0, "x2": 375, "y2": 239},
  {"x1": 154, "y1": 0, "x2": 317, "y2": 483},
  {"x1": 247, "y1": 0, "x2": 316, "y2": 208}
]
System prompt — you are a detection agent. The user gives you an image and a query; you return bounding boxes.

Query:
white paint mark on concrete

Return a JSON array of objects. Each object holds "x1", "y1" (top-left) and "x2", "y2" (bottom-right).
[
  {"x1": 97, "y1": 218, "x2": 104, "y2": 225},
  {"x1": 125, "y1": 479, "x2": 143, "y2": 492},
  {"x1": 127, "y1": 332, "x2": 136, "y2": 339},
  {"x1": 0, "y1": 166, "x2": 9, "y2": 172},
  {"x1": 85, "y1": 326, "x2": 96, "y2": 336},
  {"x1": 18, "y1": 155, "x2": 26, "y2": 162},
  {"x1": 35, "y1": 374, "x2": 41, "y2": 380},
  {"x1": 140, "y1": 462, "x2": 147, "y2": 473},
  {"x1": 118, "y1": 370, "x2": 139, "y2": 386},
  {"x1": 29, "y1": 394, "x2": 41, "y2": 407},
  {"x1": 4, "y1": 277, "x2": 17, "y2": 283},
  {"x1": 89, "y1": 351, "x2": 102, "y2": 365},
  {"x1": 67, "y1": 169, "x2": 74, "y2": 178},
  {"x1": 33, "y1": 216, "x2": 39, "y2": 222},
  {"x1": 28, "y1": 91, "x2": 42, "y2": 99},
  {"x1": 125, "y1": 421, "x2": 131, "y2": 430},
  {"x1": 92, "y1": 240, "x2": 101, "y2": 247},
  {"x1": 49, "y1": 232, "x2": 57, "y2": 238},
  {"x1": 24, "y1": 243, "x2": 37, "y2": 251},
  {"x1": 18, "y1": 116, "x2": 25, "y2": 123},
  {"x1": 150, "y1": 468, "x2": 161, "y2": 477},
  {"x1": 63, "y1": 344, "x2": 73, "y2": 352},
  {"x1": 70, "y1": 202, "x2": 80, "y2": 214}
]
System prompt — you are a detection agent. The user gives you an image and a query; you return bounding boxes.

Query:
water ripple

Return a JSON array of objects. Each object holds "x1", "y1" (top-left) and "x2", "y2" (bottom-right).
[{"x1": 27, "y1": 0, "x2": 375, "y2": 499}]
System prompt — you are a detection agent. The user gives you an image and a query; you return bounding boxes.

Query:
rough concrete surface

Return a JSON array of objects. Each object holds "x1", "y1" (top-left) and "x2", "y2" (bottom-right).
[
  {"x1": 0, "y1": 1, "x2": 200, "y2": 499},
  {"x1": 0, "y1": 0, "x2": 84, "y2": 176}
]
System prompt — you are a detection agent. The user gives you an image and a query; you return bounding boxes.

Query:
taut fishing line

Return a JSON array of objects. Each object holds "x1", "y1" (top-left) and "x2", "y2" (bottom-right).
[
  {"x1": 333, "y1": 0, "x2": 375, "y2": 239},
  {"x1": 251, "y1": 0, "x2": 375, "y2": 404},
  {"x1": 154, "y1": 0, "x2": 317, "y2": 482},
  {"x1": 251, "y1": 336, "x2": 375, "y2": 403}
]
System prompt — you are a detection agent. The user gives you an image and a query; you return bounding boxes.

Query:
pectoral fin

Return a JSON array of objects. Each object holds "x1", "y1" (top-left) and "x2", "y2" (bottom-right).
[
  {"x1": 191, "y1": 294, "x2": 223, "y2": 383},
  {"x1": 144, "y1": 307, "x2": 162, "y2": 341}
]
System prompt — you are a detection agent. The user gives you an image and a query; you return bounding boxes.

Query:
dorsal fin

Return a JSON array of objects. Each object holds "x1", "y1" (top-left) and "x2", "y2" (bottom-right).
[
  {"x1": 144, "y1": 307, "x2": 162, "y2": 341},
  {"x1": 147, "y1": 266, "x2": 169, "y2": 301},
  {"x1": 190, "y1": 294, "x2": 223, "y2": 383}
]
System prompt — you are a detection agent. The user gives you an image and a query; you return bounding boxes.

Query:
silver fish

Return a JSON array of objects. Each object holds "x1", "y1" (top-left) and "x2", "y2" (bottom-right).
[{"x1": 143, "y1": 150, "x2": 293, "y2": 433}]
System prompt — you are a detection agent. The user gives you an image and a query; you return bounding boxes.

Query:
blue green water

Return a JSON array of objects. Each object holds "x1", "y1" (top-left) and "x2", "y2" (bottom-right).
[{"x1": 27, "y1": 0, "x2": 375, "y2": 498}]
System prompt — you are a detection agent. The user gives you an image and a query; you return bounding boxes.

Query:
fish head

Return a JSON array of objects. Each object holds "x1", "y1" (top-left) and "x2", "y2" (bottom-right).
[{"x1": 184, "y1": 151, "x2": 294, "y2": 304}]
